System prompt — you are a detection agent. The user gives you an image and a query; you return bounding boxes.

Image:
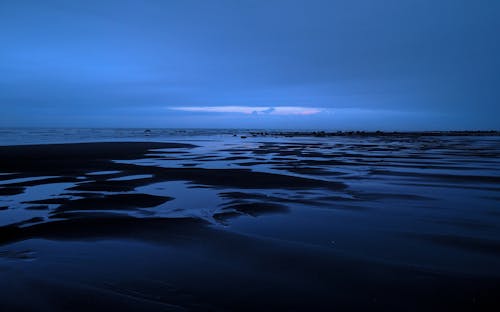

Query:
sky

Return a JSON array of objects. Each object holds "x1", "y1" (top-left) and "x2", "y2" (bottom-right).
[{"x1": 0, "y1": 0, "x2": 499, "y2": 130}]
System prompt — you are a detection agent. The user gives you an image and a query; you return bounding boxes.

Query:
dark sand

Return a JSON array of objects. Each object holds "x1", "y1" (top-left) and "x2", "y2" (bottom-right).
[{"x1": 0, "y1": 139, "x2": 499, "y2": 311}]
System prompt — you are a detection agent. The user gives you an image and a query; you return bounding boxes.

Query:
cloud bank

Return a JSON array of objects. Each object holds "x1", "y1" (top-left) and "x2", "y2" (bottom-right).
[
  {"x1": 170, "y1": 106, "x2": 322, "y2": 115},
  {"x1": 0, "y1": 0, "x2": 499, "y2": 129}
]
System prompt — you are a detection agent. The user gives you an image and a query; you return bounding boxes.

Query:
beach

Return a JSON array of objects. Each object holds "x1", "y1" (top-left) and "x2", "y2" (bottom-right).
[{"x1": 1, "y1": 135, "x2": 499, "y2": 311}]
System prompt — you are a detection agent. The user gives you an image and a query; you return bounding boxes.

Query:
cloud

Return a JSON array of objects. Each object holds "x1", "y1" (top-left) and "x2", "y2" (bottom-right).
[
  {"x1": 1, "y1": 1, "x2": 498, "y2": 128},
  {"x1": 170, "y1": 106, "x2": 321, "y2": 116}
]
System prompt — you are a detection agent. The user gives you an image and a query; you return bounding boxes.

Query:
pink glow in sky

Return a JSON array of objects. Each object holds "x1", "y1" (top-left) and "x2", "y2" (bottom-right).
[{"x1": 171, "y1": 106, "x2": 322, "y2": 116}]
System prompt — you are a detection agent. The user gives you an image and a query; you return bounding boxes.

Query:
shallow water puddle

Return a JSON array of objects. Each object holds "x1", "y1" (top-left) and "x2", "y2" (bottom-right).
[
  {"x1": 0, "y1": 182, "x2": 78, "y2": 226},
  {"x1": 136, "y1": 181, "x2": 222, "y2": 220},
  {"x1": 86, "y1": 171, "x2": 121, "y2": 175},
  {"x1": 107, "y1": 174, "x2": 154, "y2": 181}
]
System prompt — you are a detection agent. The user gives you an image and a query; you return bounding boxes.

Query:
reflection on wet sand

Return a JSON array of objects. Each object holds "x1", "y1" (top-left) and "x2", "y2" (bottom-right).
[{"x1": 0, "y1": 137, "x2": 499, "y2": 311}]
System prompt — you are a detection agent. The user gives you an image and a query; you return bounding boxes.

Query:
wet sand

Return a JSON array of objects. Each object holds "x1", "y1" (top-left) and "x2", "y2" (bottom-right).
[{"x1": 0, "y1": 138, "x2": 499, "y2": 311}]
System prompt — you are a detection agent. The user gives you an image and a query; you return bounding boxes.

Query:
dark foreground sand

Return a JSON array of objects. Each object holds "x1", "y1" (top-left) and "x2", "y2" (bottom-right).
[{"x1": 0, "y1": 140, "x2": 499, "y2": 311}]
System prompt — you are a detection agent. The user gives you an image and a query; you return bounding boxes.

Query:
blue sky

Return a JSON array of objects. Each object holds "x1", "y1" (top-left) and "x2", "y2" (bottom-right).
[{"x1": 0, "y1": 0, "x2": 499, "y2": 130}]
